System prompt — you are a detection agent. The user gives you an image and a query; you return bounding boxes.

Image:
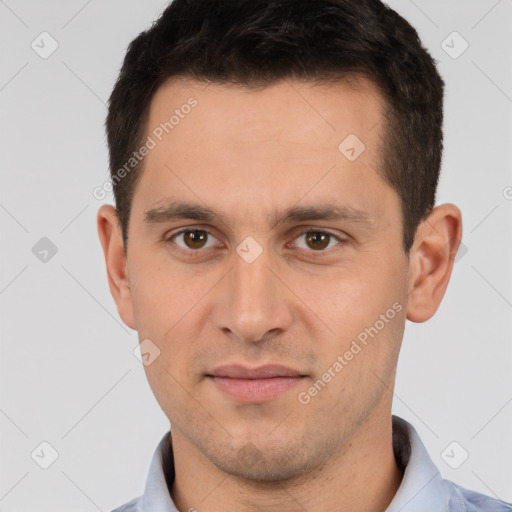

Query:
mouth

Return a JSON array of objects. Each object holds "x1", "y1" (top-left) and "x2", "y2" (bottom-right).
[{"x1": 206, "y1": 364, "x2": 308, "y2": 403}]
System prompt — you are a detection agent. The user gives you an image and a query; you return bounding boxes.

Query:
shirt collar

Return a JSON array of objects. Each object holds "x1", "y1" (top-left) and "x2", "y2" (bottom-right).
[
  {"x1": 386, "y1": 415, "x2": 453, "y2": 511},
  {"x1": 139, "y1": 415, "x2": 453, "y2": 512},
  {"x1": 140, "y1": 431, "x2": 177, "y2": 512}
]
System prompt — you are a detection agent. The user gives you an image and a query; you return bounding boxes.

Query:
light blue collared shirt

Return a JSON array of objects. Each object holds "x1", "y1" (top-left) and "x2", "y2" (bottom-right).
[{"x1": 112, "y1": 416, "x2": 511, "y2": 511}]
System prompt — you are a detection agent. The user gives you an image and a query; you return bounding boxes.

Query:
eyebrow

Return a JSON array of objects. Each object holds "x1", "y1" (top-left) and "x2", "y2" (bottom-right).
[{"x1": 143, "y1": 200, "x2": 376, "y2": 230}]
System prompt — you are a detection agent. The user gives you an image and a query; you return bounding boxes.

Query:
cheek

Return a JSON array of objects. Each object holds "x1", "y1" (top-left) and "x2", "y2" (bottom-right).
[
  {"x1": 130, "y1": 255, "x2": 198, "y2": 331},
  {"x1": 299, "y1": 258, "x2": 406, "y2": 359},
  {"x1": 300, "y1": 270, "x2": 385, "y2": 332},
  {"x1": 129, "y1": 258, "x2": 217, "y2": 373}
]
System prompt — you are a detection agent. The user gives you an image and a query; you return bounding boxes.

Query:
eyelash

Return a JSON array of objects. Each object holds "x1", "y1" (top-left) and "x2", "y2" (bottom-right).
[{"x1": 164, "y1": 227, "x2": 347, "y2": 257}]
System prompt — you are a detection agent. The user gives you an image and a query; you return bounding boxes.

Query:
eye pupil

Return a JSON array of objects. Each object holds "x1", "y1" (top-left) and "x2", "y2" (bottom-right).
[
  {"x1": 184, "y1": 230, "x2": 207, "y2": 249},
  {"x1": 305, "y1": 232, "x2": 330, "y2": 250}
]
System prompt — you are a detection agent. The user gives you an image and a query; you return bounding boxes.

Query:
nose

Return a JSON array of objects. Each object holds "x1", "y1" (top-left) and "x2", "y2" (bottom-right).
[{"x1": 211, "y1": 245, "x2": 294, "y2": 345}]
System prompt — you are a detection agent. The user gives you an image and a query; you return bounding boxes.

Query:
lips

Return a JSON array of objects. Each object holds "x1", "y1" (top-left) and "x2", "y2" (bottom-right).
[
  {"x1": 209, "y1": 364, "x2": 304, "y2": 379},
  {"x1": 206, "y1": 364, "x2": 307, "y2": 403}
]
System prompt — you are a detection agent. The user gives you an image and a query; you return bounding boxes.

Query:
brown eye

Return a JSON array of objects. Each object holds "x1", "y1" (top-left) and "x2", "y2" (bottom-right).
[
  {"x1": 170, "y1": 229, "x2": 219, "y2": 251},
  {"x1": 292, "y1": 230, "x2": 344, "y2": 252},
  {"x1": 305, "y1": 232, "x2": 331, "y2": 250},
  {"x1": 182, "y1": 230, "x2": 208, "y2": 249}
]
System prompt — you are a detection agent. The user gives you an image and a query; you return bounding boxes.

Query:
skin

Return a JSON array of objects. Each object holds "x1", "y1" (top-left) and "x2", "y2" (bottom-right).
[{"x1": 97, "y1": 77, "x2": 462, "y2": 512}]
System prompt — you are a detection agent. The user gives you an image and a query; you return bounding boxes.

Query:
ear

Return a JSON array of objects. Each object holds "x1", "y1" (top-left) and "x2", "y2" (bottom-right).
[
  {"x1": 406, "y1": 203, "x2": 463, "y2": 323},
  {"x1": 97, "y1": 204, "x2": 136, "y2": 329}
]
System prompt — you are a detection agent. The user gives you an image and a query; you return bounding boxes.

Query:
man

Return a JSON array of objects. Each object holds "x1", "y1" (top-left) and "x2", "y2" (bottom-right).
[{"x1": 97, "y1": 0, "x2": 511, "y2": 510}]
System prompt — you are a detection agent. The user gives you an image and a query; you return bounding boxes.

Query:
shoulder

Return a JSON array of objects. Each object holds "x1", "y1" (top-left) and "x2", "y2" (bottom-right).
[
  {"x1": 110, "y1": 496, "x2": 142, "y2": 512},
  {"x1": 390, "y1": 416, "x2": 511, "y2": 512},
  {"x1": 449, "y1": 481, "x2": 512, "y2": 512}
]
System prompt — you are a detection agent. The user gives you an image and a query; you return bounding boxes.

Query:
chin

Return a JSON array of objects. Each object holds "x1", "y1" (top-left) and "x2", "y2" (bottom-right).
[{"x1": 206, "y1": 438, "x2": 321, "y2": 483}]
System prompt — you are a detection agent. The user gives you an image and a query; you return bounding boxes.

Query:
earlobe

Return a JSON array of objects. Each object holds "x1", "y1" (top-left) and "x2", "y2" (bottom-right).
[
  {"x1": 406, "y1": 204, "x2": 463, "y2": 323},
  {"x1": 97, "y1": 204, "x2": 136, "y2": 329}
]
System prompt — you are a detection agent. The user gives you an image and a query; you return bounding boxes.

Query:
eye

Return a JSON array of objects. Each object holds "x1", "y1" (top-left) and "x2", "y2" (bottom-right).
[
  {"x1": 291, "y1": 229, "x2": 345, "y2": 251},
  {"x1": 168, "y1": 228, "x2": 220, "y2": 251}
]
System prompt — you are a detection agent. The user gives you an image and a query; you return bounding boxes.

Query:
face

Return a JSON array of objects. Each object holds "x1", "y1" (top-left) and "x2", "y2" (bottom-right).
[{"x1": 118, "y1": 77, "x2": 412, "y2": 479}]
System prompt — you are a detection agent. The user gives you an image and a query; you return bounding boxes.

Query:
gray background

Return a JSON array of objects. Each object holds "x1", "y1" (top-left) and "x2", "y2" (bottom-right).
[{"x1": 1, "y1": 0, "x2": 511, "y2": 510}]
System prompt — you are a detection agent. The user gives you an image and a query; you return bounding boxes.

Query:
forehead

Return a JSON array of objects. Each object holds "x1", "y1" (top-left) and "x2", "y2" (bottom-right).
[
  {"x1": 147, "y1": 75, "x2": 384, "y2": 148},
  {"x1": 132, "y1": 76, "x2": 396, "y2": 229}
]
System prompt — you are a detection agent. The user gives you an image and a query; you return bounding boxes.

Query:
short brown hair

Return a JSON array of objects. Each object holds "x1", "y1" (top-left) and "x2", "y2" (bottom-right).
[{"x1": 106, "y1": 0, "x2": 444, "y2": 254}]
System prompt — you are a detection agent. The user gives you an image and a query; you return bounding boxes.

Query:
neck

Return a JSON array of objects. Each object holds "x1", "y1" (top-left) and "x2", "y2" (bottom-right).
[{"x1": 166, "y1": 409, "x2": 403, "y2": 512}]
